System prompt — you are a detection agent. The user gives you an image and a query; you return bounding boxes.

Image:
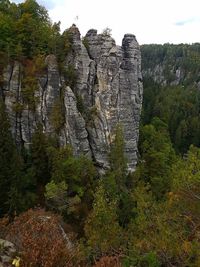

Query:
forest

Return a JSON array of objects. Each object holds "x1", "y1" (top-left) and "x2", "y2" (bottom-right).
[{"x1": 0, "y1": 0, "x2": 200, "y2": 266}]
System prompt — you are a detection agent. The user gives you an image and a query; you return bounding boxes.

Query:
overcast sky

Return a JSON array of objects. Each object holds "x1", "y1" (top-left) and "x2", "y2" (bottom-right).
[{"x1": 12, "y1": 0, "x2": 200, "y2": 45}]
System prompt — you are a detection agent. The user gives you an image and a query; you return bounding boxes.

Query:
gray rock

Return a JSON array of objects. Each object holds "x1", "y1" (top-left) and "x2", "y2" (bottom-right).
[
  {"x1": 62, "y1": 85, "x2": 91, "y2": 156},
  {"x1": 0, "y1": 239, "x2": 16, "y2": 267},
  {"x1": 70, "y1": 26, "x2": 143, "y2": 170},
  {"x1": 2, "y1": 25, "x2": 143, "y2": 172}
]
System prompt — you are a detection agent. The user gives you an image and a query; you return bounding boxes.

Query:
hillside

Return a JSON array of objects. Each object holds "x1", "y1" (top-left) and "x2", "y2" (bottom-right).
[
  {"x1": 0, "y1": 1, "x2": 142, "y2": 171},
  {"x1": 0, "y1": 1, "x2": 200, "y2": 267},
  {"x1": 141, "y1": 43, "x2": 200, "y2": 153}
]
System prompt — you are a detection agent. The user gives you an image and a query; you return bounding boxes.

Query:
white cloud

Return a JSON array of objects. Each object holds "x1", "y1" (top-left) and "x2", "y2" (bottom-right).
[{"x1": 11, "y1": 0, "x2": 200, "y2": 45}]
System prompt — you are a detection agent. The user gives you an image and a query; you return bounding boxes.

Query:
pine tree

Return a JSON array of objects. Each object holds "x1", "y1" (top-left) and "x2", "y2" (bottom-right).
[
  {"x1": 0, "y1": 100, "x2": 22, "y2": 215},
  {"x1": 107, "y1": 124, "x2": 134, "y2": 226},
  {"x1": 31, "y1": 123, "x2": 50, "y2": 203},
  {"x1": 84, "y1": 181, "x2": 122, "y2": 256},
  {"x1": 109, "y1": 124, "x2": 127, "y2": 189}
]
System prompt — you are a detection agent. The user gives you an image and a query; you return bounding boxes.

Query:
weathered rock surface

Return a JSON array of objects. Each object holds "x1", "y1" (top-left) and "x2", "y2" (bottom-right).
[
  {"x1": 0, "y1": 239, "x2": 16, "y2": 267},
  {"x1": 1, "y1": 25, "x2": 143, "y2": 171},
  {"x1": 142, "y1": 63, "x2": 184, "y2": 86}
]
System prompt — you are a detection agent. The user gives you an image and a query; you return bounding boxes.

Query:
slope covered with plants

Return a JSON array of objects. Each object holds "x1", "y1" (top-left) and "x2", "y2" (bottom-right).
[
  {"x1": 0, "y1": 1, "x2": 200, "y2": 267},
  {"x1": 141, "y1": 43, "x2": 200, "y2": 153}
]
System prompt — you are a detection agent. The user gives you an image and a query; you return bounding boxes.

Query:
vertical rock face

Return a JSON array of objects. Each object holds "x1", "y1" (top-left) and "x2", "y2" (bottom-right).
[
  {"x1": 62, "y1": 86, "x2": 91, "y2": 157},
  {"x1": 1, "y1": 25, "x2": 143, "y2": 171},
  {"x1": 67, "y1": 26, "x2": 143, "y2": 170}
]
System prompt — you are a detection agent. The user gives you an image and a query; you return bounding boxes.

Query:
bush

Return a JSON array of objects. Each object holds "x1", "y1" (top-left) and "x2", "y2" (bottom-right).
[
  {"x1": 93, "y1": 255, "x2": 122, "y2": 267},
  {"x1": 6, "y1": 209, "x2": 80, "y2": 267}
]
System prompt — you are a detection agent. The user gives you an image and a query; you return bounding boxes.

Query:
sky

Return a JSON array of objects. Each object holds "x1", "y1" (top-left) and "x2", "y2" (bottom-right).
[{"x1": 11, "y1": 0, "x2": 200, "y2": 45}]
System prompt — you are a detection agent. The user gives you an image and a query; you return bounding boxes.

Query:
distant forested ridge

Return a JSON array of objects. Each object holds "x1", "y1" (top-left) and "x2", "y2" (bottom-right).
[
  {"x1": 141, "y1": 43, "x2": 200, "y2": 153},
  {"x1": 141, "y1": 43, "x2": 200, "y2": 86},
  {"x1": 0, "y1": 1, "x2": 200, "y2": 266}
]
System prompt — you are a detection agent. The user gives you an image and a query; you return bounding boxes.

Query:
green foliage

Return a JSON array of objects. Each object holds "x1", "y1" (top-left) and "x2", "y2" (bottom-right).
[
  {"x1": 84, "y1": 181, "x2": 122, "y2": 257},
  {"x1": 69, "y1": 93, "x2": 98, "y2": 126},
  {"x1": 84, "y1": 105, "x2": 99, "y2": 127},
  {"x1": 16, "y1": 0, "x2": 53, "y2": 57},
  {"x1": 143, "y1": 82, "x2": 200, "y2": 153},
  {"x1": 76, "y1": 93, "x2": 85, "y2": 114},
  {"x1": 0, "y1": 12, "x2": 15, "y2": 57},
  {"x1": 171, "y1": 145, "x2": 200, "y2": 219},
  {"x1": 56, "y1": 28, "x2": 73, "y2": 65},
  {"x1": 31, "y1": 123, "x2": 50, "y2": 202},
  {"x1": 47, "y1": 145, "x2": 73, "y2": 182},
  {"x1": 0, "y1": 100, "x2": 19, "y2": 215},
  {"x1": 64, "y1": 64, "x2": 77, "y2": 88},
  {"x1": 103, "y1": 124, "x2": 136, "y2": 227},
  {"x1": 137, "y1": 118, "x2": 176, "y2": 199},
  {"x1": 45, "y1": 180, "x2": 68, "y2": 213},
  {"x1": 50, "y1": 98, "x2": 65, "y2": 134},
  {"x1": 12, "y1": 102, "x2": 24, "y2": 113},
  {"x1": 7, "y1": 172, "x2": 37, "y2": 216},
  {"x1": 141, "y1": 43, "x2": 200, "y2": 83},
  {"x1": 21, "y1": 60, "x2": 39, "y2": 110},
  {"x1": 122, "y1": 251, "x2": 161, "y2": 267},
  {"x1": 0, "y1": 0, "x2": 61, "y2": 59},
  {"x1": 109, "y1": 124, "x2": 127, "y2": 187},
  {"x1": 139, "y1": 252, "x2": 160, "y2": 267},
  {"x1": 0, "y1": 100, "x2": 36, "y2": 216},
  {"x1": 46, "y1": 146, "x2": 97, "y2": 230},
  {"x1": 124, "y1": 148, "x2": 200, "y2": 266},
  {"x1": 31, "y1": 125, "x2": 49, "y2": 178},
  {"x1": 62, "y1": 29, "x2": 73, "y2": 55},
  {"x1": 142, "y1": 43, "x2": 200, "y2": 154},
  {"x1": 1, "y1": 4, "x2": 200, "y2": 267}
]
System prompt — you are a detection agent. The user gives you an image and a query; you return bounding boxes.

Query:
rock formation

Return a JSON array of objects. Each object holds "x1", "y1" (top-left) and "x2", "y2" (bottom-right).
[
  {"x1": 0, "y1": 239, "x2": 16, "y2": 267},
  {"x1": 1, "y1": 25, "x2": 143, "y2": 171}
]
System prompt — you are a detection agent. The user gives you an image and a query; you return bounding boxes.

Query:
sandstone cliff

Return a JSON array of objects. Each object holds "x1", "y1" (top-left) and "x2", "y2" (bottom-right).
[{"x1": 1, "y1": 25, "x2": 143, "y2": 171}]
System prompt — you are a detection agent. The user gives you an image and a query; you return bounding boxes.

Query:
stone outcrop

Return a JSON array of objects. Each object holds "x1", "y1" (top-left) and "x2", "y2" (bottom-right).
[
  {"x1": 1, "y1": 25, "x2": 143, "y2": 171},
  {"x1": 142, "y1": 63, "x2": 184, "y2": 86},
  {"x1": 0, "y1": 239, "x2": 16, "y2": 267}
]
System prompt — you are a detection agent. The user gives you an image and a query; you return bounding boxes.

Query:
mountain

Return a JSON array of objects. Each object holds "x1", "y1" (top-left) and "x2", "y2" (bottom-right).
[
  {"x1": 1, "y1": 24, "x2": 142, "y2": 171},
  {"x1": 141, "y1": 43, "x2": 200, "y2": 153},
  {"x1": 1, "y1": 2, "x2": 200, "y2": 266},
  {"x1": 141, "y1": 43, "x2": 200, "y2": 87}
]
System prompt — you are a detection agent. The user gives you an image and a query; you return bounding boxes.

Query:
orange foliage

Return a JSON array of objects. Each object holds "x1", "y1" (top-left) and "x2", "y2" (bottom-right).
[
  {"x1": 22, "y1": 55, "x2": 46, "y2": 77},
  {"x1": 93, "y1": 255, "x2": 122, "y2": 267},
  {"x1": 6, "y1": 208, "x2": 78, "y2": 267},
  {"x1": 0, "y1": 216, "x2": 9, "y2": 238}
]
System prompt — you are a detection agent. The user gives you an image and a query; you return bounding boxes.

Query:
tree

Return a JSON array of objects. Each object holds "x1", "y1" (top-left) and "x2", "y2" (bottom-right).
[
  {"x1": 19, "y1": 0, "x2": 49, "y2": 22},
  {"x1": 107, "y1": 124, "x2": 135, "y2": 226},
  {"x1": 138, "y1": 118, "x2": 176, "y2": 199},
  {"x1": 124, "y1": 146, "x2": 200, "y2": 266},
  {"x1": 0, "y1": 100, "x2": 21, "y2": 215},
  {"x1": 109, "y1": 124, "x2": 127, "y2": 189},
  {"x1": 84, "y1": 181, "x2": 122, "y2": 257},
  {"x1": 30, "y1": 123, "x2": 50, "y2": 204},
  {"x1": 6, "y1": 208, "x2": 78, "y2": 267},
  {"x1": 101, "y1": 27, "x2": 112, "y2": 37},
  {"x1": 45, "y1": 180, "x2": 68, "y2": 213},
  {"x1": 45, "y1": 146, "x2": 97, "y2": 232},
  {"x1": 172, "y1": 145, "x2": 200, "y2": 222}
]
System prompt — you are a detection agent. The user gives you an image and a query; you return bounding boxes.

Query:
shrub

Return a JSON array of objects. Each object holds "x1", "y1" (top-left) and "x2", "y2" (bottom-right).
[
  {"x1": 6, "y1": 209, "x2": 79, "y2": 267},
  {"x1": 93, "y1": 255, "x2": 122, "y2": 267}
]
